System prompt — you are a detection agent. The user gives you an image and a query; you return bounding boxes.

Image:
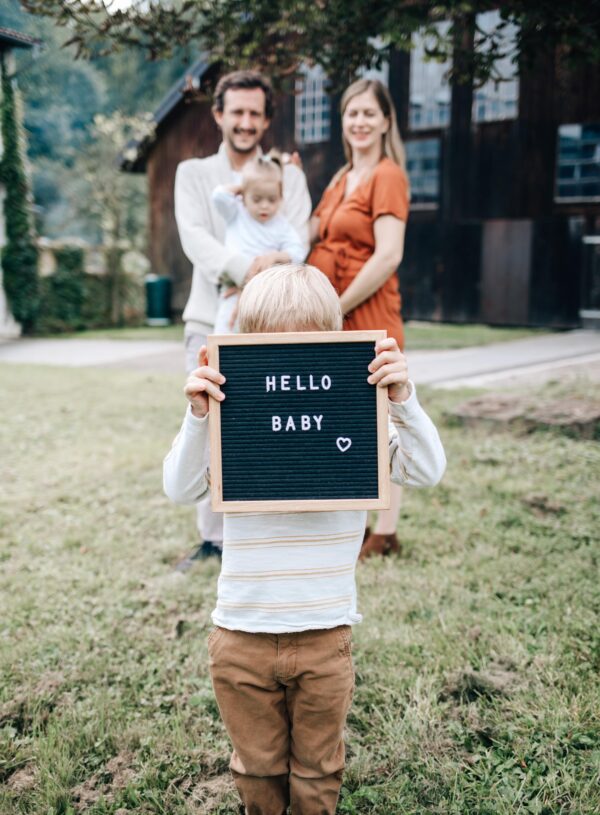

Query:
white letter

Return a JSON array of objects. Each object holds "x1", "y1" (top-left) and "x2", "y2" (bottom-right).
[
  {"x1": 281, "y1": 375, "x2": 290, "y2": 391},
  {"x1": 321, "y1": 375, "x2": 332, "y2": 390},
  {"x1": 309, "y1": 375, "x2": 319, "y2": 391},
  {"x1": 301, "y1": 415, "x2": 311, "y2": 430},
  {"x1": 272, "y1": 416, "x2": 282, "y2": 431},
  {"x1": 266, "y1": 376, "x2": 276, "y2": 393},
  {"x1": 285, "y1": 416, "x2": 296, "y2": 431},
  {"x1": 313, "y1": 415, "x2": 323, "y2": 431},
  {"x1": 296, "y1": 375, "x2": 306, "y2": 391}
]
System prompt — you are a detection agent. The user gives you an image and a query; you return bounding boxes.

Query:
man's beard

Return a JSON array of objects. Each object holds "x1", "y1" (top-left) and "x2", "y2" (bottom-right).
[{"x1": 226, "y1": 130, "x2": 260, "y2": 155}]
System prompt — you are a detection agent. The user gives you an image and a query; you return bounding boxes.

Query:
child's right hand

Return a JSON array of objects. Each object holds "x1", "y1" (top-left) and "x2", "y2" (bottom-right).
[{"x1": 184, "y1": 346, "x2": 226, "y2": 418}]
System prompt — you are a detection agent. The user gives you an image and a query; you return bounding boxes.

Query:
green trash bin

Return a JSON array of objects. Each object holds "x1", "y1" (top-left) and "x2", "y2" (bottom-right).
[{"x1": 145, "y1": 274, "x2": 172, "y2": 326}]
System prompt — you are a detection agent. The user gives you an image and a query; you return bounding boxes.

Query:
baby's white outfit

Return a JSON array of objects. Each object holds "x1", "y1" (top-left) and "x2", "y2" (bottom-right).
[{"x1": 212, "y1": 185, "x2": 307, "y2": 333}]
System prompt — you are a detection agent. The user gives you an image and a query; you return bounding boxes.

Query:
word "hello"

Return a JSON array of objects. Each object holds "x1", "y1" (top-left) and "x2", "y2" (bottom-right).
[{"x1": 266, "y1": 375, "x2": 332, "y2": 392}]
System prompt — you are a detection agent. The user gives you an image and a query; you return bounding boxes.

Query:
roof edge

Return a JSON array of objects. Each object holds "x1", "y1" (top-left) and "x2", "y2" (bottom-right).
[
  {"x1": 0, "y1": 26, "x2": 40, "y2": 49},
  {"x1": 119, "y1": 54, "x2": 213, "y2": 173}
]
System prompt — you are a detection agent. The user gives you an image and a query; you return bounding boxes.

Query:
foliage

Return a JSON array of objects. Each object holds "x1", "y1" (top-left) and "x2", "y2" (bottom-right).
[
  {"x1": 36, "y1": 245, "x2": 146, "y2": 333},
  {"x1": 77, "y1": 112, "x2": 153, "y2": 248},
  {"x1": 73, "y1": 112, "x2": 153, "y2": 324},
  {"x1": 0, "y1": 367, "x2": 598, "y2": 812},
  {"x1": 0, "y1": 54, "x2": 39, "y2": 332},
  {"x1": 36, "y1": 246, "x2": 104, "y2": 332},
  {"x1": 18, "y1": 0, "x2": 600, "y2": 89},
  {"x1": 1, "y1": 0, "x2": 190, "y2": 241}
]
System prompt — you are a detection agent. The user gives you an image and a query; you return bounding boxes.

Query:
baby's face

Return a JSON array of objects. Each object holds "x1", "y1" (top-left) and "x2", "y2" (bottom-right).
[{"x1": 243, "y1": 179, "x2": 282, "y2": 223}]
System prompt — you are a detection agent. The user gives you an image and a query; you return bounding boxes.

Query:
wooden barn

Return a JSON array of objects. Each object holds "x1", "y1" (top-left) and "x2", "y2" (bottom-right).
[{"x1": 122, "y1": 10, "x2": 600, "y2": 327}]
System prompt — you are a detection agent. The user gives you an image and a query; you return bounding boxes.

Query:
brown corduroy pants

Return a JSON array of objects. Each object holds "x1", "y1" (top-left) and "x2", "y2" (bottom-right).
[{"x1": 208, "y1": 625, "x2": 355, "y2": 815}]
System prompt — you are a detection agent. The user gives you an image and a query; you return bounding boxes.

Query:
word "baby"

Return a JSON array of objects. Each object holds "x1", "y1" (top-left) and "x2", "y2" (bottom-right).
[
  {"x1": 272, "y1": 415, "x2": 323, "y2": 432},
  {"x1": 265, "y1": 374, "x2": 332, "y2": 392}
]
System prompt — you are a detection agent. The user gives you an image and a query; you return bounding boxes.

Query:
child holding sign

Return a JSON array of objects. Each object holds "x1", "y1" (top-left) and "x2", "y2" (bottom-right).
[
  {"x1": 163, "y1": 264, "x2": 445, "y2": 815},
  {"x1": 212, "y1": 153, "x2": 306, "y2": 333}
]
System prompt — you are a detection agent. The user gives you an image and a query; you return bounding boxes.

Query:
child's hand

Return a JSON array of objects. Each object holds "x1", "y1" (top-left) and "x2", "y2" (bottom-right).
[
  {"x1": 222, "y1": 285, "x2": 240, "y2": 299},
  {"x1": 184, "y1": 346, "x2": 226, "y2": 418},
  {"x1": 367, "y1": 338, "x2": 410, "y2": 403},
  {"x1": 245, "y1": 252, "x2": 291, "y2": 284}
]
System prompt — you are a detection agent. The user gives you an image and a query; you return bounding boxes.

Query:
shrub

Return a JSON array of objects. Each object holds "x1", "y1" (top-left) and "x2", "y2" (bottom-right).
[
  {"x1": 1, "y1": 55, "x2": 39, "y2": 332},
  {"x1": 36, "y1": 245, "x2": 144, "y2": 333},
  {"x1": 37, "y1": 247, "x2": 108, "y2": 333}
]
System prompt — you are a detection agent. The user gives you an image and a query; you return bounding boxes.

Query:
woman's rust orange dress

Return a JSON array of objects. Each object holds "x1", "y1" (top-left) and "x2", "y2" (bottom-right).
[{"x1": 308, "y1": 157, "x2": 409, "y2": 349}]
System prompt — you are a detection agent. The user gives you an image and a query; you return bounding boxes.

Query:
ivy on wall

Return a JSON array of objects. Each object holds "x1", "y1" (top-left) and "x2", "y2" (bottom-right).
[
  {"x1": 36, "y1": 247, "x2": 108, "y2": 333},
  {"x1": 1, "y1": 54, "x2": 39, "y2": 333}
]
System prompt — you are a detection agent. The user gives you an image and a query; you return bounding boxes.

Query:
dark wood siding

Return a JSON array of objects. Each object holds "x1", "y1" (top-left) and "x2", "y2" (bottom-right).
[
  {"x1": 480, "y1": 220, "x2": 531, "y2": 325},
  {"x1": 138, "y1": 41, "x2": 600, "y2": 326},
  {"x1": 146, "y1": 98, "x2": 220, "y2": 312}
]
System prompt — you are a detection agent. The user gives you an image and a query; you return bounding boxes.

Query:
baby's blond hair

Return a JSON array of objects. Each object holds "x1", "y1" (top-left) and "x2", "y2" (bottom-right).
[
  {"x1": 238, "y1": 263, "x2": 343, "y2": 334},
  {"x1": 241, "y1": 151, "x2": 283, "y2": 192}
]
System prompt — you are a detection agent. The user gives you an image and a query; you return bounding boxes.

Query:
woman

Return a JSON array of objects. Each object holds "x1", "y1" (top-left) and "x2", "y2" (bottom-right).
[{"x1": 308, "y1": 78, "x2": 410, "y2": 559}]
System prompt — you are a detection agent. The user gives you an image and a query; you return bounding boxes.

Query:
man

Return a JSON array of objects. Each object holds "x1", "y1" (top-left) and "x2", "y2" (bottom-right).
[{"x1": 174, "y1": 70, "x2": 312, "y2": 562}]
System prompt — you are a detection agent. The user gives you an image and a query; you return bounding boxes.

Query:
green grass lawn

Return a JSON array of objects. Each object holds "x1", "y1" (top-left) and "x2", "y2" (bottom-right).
[
  {"x1": 40, "y1": 324, "x2": 185, "y2": 342},
  {"x1": 39, "y1": 321, "x2": 549, "y2": 351},
  {"x1": 1, "y1": 365, "x2": 598, "y2": 814},
  {"x1": 404, "y1": 322, "x2": 549, "y2": 351}
]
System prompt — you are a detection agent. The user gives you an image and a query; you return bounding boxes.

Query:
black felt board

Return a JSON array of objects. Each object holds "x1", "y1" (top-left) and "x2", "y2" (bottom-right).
[{"x1": 208, "y1": 332, "x2": 388, "y2": 510}]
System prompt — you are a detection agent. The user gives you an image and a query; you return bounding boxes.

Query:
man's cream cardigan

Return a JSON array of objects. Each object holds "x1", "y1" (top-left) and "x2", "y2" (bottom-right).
[{"x1": 174, "y1": 143, "x2": 312, "y2": 334}]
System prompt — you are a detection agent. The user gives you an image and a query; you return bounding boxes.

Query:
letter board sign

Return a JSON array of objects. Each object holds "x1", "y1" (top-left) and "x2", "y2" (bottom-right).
[{"x1": 207, "y1": 331, "x2": 390, "y2": 512}]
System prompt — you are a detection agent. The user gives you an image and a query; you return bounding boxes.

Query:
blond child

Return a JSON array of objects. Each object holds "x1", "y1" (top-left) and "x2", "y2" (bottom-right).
[
  {"x1": 163, "y1": 263, "x2": 446, "y2": 814},
  {"x1": 212, "y1": 154, "x2": 306, "y2": 333}
]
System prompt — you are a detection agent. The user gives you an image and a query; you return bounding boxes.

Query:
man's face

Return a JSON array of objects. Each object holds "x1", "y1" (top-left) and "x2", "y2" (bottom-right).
[{"x1": 214, "y1": 87, "x2": 270, "y2": 155}]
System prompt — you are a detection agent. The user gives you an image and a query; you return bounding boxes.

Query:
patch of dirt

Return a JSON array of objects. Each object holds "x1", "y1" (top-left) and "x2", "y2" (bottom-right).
[
  {"x1": 441, "y1": 658, "x2": 520, "y2": 703},
  {"x1": 448, "y1": 395, "x2": 528, "y2": 427},
  {"x1": 33, "y1": 672, "x2": 65, "y2": 696},
  {"x1": 71, "y1": 750, "x2": 137, "y2": 812},
  {"x1": 448, "y1": 394, "x2": 600, "y2": 439},
  {"x1": 6, "y1": 764, "x2": 38, "y2": 793},
  {"x1": 526, "y1": 398, "x2": 600, "y2": 439},
  {"x1": 185, "y1": 773, "x2": 236, "y2": 812},
  {"x1": 522, "y1": 493, "x2": 566, "y2": 517},
  {"x1": 0, "y1": 671, "x2": 65, "y2": 734}
]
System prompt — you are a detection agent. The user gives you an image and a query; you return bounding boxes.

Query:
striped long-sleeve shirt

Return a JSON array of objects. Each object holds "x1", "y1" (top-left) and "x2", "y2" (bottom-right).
[{"x1": 163, "y1": 384, "x2": 446, "y2": 633}]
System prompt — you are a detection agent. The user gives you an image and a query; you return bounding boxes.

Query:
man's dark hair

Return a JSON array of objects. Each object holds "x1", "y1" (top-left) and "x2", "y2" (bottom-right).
[{"x1": 213, "y1": 70, "x2": 274, "y2": 120}]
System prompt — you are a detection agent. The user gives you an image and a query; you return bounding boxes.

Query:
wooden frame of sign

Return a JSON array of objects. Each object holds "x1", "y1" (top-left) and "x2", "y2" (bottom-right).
[{"x1": 207, "y1": 330, "x2": 390, "y2": 512}]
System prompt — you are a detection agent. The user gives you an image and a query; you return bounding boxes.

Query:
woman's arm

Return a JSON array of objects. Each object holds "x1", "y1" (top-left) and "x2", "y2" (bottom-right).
[{"x1": 339, "y1": 215, "x2": 406, "y2": 315}]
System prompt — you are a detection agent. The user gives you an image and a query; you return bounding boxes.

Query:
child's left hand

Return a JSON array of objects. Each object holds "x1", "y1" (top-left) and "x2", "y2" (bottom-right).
[{"x1": 367, "y1": 338, "x2": 410, "y2": 403}]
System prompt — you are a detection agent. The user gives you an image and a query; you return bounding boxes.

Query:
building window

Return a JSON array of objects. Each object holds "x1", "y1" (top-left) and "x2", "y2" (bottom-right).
[
  {"x1": 410, "y1": 12, "x2": 519, "y2": 130},
  {"x1": 472, "y1": 10, "x2": 519, "y2": 123},
  {"x1": 358, "y1": 59, "x2": 389, "y2": 86},
  {"x1": 405, "y1": 138, "x2": 441, "y2": 205},
  {"x1": 556, "y1": 124, "x2": 600, "y2": 201},
  {"x1": 295, "y1": 64, "x2": 331, "y2": 146},
  {"x1": 409, "y1": 23, "x2": 451, "y2": 131}
]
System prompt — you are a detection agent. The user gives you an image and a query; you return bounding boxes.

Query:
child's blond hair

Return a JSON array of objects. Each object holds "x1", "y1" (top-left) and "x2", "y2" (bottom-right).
[{"x1": 238, "y1": 263, "x2": 343, "y2": 334}]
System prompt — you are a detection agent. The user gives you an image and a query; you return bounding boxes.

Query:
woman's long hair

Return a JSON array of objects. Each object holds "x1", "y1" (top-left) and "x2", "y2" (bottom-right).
[{"x1": 331, "y1": 78, "x2": 408, "y2": 189}]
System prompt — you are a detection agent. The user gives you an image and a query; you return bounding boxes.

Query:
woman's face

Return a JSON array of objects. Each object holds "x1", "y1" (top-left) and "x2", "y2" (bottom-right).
[{"x1": 342, "y1": 89, "x2": 389, "y2": 155}]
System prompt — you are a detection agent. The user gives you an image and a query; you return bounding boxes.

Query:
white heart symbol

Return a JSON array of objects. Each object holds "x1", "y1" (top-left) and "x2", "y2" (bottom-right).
[{"x1": 336, "y1": 437, "x2": 352, "y2": 453}]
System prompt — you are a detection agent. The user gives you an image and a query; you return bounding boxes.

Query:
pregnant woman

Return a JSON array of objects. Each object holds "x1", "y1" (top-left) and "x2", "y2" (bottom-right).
[{"x1": 308, "y1": 78, "x2": 410, "y2": 559}]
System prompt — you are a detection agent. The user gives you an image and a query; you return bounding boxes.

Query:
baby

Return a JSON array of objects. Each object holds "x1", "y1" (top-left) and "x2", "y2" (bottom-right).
[{"x1": 212, "y1": 153, "x2": 307, "y2": 333}]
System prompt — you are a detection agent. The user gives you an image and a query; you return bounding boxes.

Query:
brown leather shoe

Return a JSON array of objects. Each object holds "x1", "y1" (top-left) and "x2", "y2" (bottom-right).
[
  {"x1": 359, "y1": 532, "x2": 401, "y2": 560},
  {"x1": 384, "y1": 532, "x2": 400, "y2": 555}
]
